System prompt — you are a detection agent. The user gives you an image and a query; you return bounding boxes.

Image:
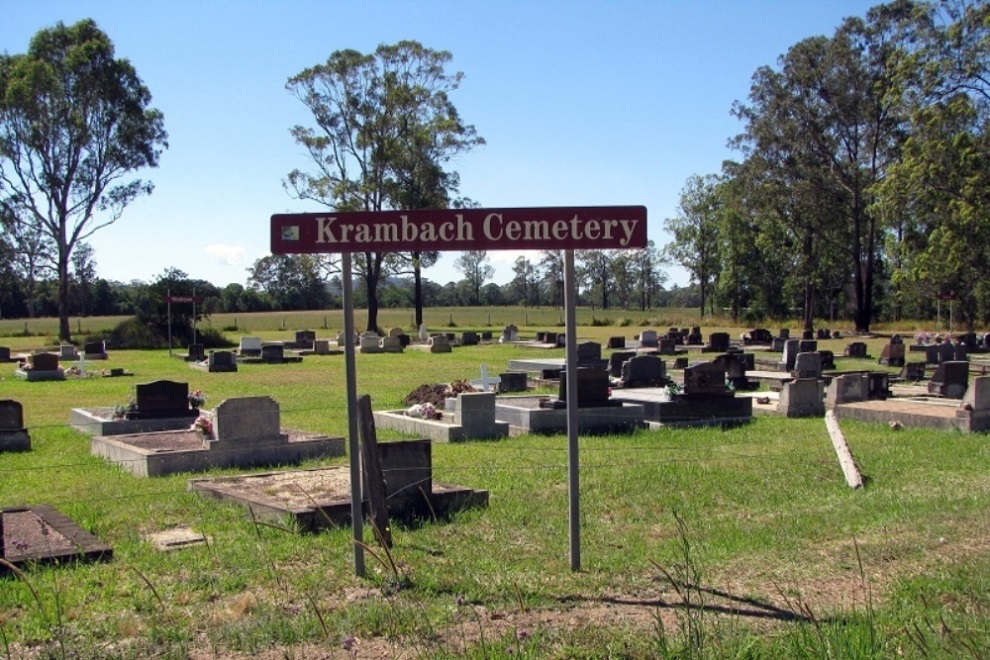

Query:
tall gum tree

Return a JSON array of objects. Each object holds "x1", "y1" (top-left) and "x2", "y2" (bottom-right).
[
  {"x1": 285, "y1": 41, "x2": 483, "y2": 332},
  {"x1": 0, "y1": 19, "x2": 167, "y2": 341}
]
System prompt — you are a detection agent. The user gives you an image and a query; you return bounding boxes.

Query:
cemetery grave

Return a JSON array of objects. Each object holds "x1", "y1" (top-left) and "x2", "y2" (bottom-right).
[
  {"x1": 494, "y1": 367, "x2": 646, "y2": 434},
  {"x1": 1, "y1": 505, "x2": 112, "y2": 574},
  {"x1": 90, "y1": 396, "x2": 344, "y2": 476},
  {"x1": 190, "y1": 350, "x2": 238, "y2": 372},
  {"x1": 374, "y1": 391, "x2": 510, "y2": 442},
  {"x1": 236, "y1": 341, "x2": 304, "y2": 364},
  {"x1": 71, "y1": 379, "x2": 203, "y2": 436},
  {"x1": 189, "y1": 439, "x2": 488, "y2": 532},
  {"x1": 614, "y1": 361, "x2": 753, "y2": 427},
  {"x1": 13, "y1": 352, "x2": 64, "y2": 381}
]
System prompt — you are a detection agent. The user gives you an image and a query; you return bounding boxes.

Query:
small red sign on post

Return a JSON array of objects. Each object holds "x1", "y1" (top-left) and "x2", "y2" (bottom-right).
[
  {"x1": 271, "y1": 206, "x2": 647, "y2": 254},
  {"x1": 165, "y1": 295, "x2": 203, "y2": 303}
]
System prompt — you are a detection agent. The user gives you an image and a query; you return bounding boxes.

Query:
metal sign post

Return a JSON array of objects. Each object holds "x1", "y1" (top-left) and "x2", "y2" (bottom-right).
[{"x1": 270, "y1": 206, "x2": 647, "y2": 576}]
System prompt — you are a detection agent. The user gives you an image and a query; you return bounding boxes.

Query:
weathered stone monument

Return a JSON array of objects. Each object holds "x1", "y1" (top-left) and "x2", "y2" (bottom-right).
[
  {"x1": 619, "y1": 355, "x2": 667, "y2": 388},
  {"x1": 779, "y1": 379, "x2": 825, "y2": 417},
  {"x1": 928, "y1": 361, "x2": 969, "y2": 399}
]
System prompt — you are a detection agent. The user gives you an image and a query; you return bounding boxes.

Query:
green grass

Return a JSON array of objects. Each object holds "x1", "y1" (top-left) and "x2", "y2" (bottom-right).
[{"x1": 1, "y1": 316, "x2": 989, "y2": 658}]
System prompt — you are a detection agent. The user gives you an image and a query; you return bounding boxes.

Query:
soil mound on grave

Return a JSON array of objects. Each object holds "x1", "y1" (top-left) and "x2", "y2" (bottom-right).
[{"x1": 403, "y1": 380, "x2": 477, "y2": 407}]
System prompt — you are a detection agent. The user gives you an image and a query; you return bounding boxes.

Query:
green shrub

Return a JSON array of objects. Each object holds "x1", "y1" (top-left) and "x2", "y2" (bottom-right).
[
  {"x1": 107, "y1": 317, "x2": 162, "y2": 349},
  {"x1": 197, "y1": 327, "x2": 235, "y2": 348}
]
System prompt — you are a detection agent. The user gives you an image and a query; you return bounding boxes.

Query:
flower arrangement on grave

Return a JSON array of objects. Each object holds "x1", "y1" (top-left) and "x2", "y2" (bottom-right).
[
  {"x1": 406, "y1": 402, "x2": 441, "y2": 420},
  {"x1": 112, "y1": 398, "x2": 137, "y2": 420},
  {"x1": 191, "y1": 414, "x2": 214, "y2": 439},
  {"x1": 915, "y1": 331, "x2": 932, "y2": 345},
  {"x1": 188, "y1": 389, "x2": 206, "y2": 409}
]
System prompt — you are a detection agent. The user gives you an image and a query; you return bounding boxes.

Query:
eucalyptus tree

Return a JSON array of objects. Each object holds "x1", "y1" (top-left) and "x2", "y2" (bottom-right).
[
  {"x1": 664, "y1": 174, "x2": 723, "y2": 318},
  {"x1": 0, "y1": 19, "x2": 167, "y2": 340},
  {"x1": 627, "y1": 240, "x2": 666, "y2": 311},
  {"x1": 575, "y1": 250, "x2": 615, "y2": 309},
  {"x1": 878, "y1": 0, "x2": 990, "y2": 324},
  {"x1": 286, "y1": 40, "x2": 483, "y2": 332},
  {"x1": 732, "y1": 9, "x2": 909, "y2": 331},
  {"x1": 454, "y1": 250, "x2": 494, "y2": 305},
  {"x1": 508, "y1": 254, "x2": 539, "y2": 306},
  {"x1": 538, "y1": 250, "x2": 564, "y2": 307}
]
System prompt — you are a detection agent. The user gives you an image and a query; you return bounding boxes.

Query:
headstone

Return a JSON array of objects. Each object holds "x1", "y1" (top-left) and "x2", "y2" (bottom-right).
[
  {"x1": 558, "y1": 368, "x2": 611, "y2": 407},
  {"x1": 673, "y1": 357, "x2": 689, "y2": 370},
  {"x1": 639, "y1": 330, "x2": 659, "y2": 348},
  {"x1": 937, "y1": 342, "x2": 954, "y2": 364},
  {"x1": 294, "y1": 330, "x2": 316, "y2": 348},
  {"x1": 0, "y1": 347, "x2": 10, "y2": 362},
  {"x1": 928, "y1": 361, "x2": 969, "y2": 399},
  {"x1": 825, "y1": 373, "x2": 868, "y2": 407},
  {"x1": 536, "y1": 331, "x2": 547, "y2": 343},
  {"x1": 380, "y1": 335, "x2": 403, "y2": 353},
  {"x1": 771, "y1": 337, "x2": 788, "y2": 352},
  {"x1": 868, "y1": 372, "x2": 890, "y2": 400},
  {"x1": 879, "y1": 343, "x2": 906, "y2": 367},
  {"x1": 658, "y1": 338, "x2": 677, "y2": 355},
  {"x1": 779, "y1": 379, "x2": 825, "y2": 417},
  {"x1": 816, "y1": 329, "x2": 830, "y2": 340},
  {"x1": 498, "y1": 372, "x2": 528, "y2": 393},
  {"x1": 705, "y1": 332, "x2": 730, "y2": 353},
  {"x1": 953, "y1": 342, "x2": 968, "y2": 362},
  {"x1": 460, "y1": 331, "x2": 479, "y2": 346},
  {"x1": 831, "y1": 330, "x2": 842, "y2": 339},
  {"x1": 418, "y1": 324, "x2": 429, "y2": 341},
  {"x1": 544, "y1": 331, "x2": 558, "y2": 346},
  {"x1": 500, "y1": 324, "x2": 519, "y2": 343},
  {"x1": 0, "y1": 400, "x2": 30, "y2": 452},
  {"x1": 211, "y1": 396, "x2": 281, "y2": 447},
  {"x1": 59, "y1": 344, "x2": 79, "y2": 360},
  {"x1": 481, "y1": 331, "x2": 492, "y2": 341},
  {"x1": 792, "y1": 352, "x2": 822, "y2": 379},
  {"x1": 359, "y1": 331, "x2": 382, "y2": 353},
  {"x1": 682, "y1": 362, "x2": 729, "y2": 397},
  {"x1": 778, "y1": 328, "x2": 790, "y2": 340},
  {"x1": 608, "y1": 350, "x2": 637, "y2": 377},
  {"x1": 454, "y1": 392, "x2": 501, "y2": 438},
  {"x1": 207, "y1": 350, "x2": 238, "y2": 372},
  {"x1": 961, "y1": 376, "x2": 990, "y2": 411},
  {"x1": 239, "y1": 336, "x2": 263, "y2": 356},
  {"x1": 607, "y1": 336, "x2": 625, "y2": 349},
  {"x1": 781, "y1": 339, "x2": 800, "y2": 371},
  {"x1": 313, "y1": 339, "x2": 331, "y2": 355},
  {"x1": 29, "y1": 352, "x2": 60, "y2": 372},
  {"x1": 576, "y1": 341, "x2": 602, "y2": 367},
  {"x1": 844, "y1": 342, "x2": 868, "y2": 358},
  {"x1": 818, "y1": 350, "x2": 836, "y2": 370},
  {"x1": 83, "y1": 340, "x2": 107, "y2": 358},
  {"x1": 798, "y1": 339, "x2": 818, "y2": 354},
  {"x1": 261, "y1": 343, "x2": 285, "y2": 363},
  {"x1": 129, "y1": 380, "x2": 196, "y2": 420},
  {"x1": 802, "y1": 330, "x2": 814, "y2": 340},
  {"x1": 620, "y1": 355, "x2": 666, "y2": 388},
  {"x1": 187, "y1": 343, "x2": 206, "y2": 361},
  {"x1": 890, "y1": 334, "x2": 903, "y2": 345},
  {"x1": 749, "y1": 328, "x2": 772, "y2": 344},
  {"x1": 428, "y1": 334, "x2": 452, "y2": 353}
]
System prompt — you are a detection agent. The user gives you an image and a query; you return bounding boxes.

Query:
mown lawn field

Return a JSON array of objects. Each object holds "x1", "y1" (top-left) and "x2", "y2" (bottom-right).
[{"x1": 1, "y1": 311, "x2": 988, "y2": 658}]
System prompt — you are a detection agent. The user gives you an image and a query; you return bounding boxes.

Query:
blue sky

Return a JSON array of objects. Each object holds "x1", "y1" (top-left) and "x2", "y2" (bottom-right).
[{"x1": 2, "y1": 1, "x2": 878, "y2": 289}]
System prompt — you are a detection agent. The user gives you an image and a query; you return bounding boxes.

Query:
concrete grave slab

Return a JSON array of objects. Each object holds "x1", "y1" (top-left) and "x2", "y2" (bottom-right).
[{"x1": 1, "y1": 505, "x2": 112, "y2": 573}]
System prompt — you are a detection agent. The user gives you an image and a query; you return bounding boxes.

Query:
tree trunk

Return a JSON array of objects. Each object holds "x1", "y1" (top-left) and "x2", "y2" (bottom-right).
[
  {"x1": 58, "y1": 248, "x2": 71, "y2": 342},
  {"x1": 413, "y1": 252, "x2": 424, "y2": 329}
]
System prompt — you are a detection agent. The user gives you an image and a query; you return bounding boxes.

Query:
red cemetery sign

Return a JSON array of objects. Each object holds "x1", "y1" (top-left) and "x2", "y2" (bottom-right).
[
  {"x1": 270, "y1": 206, "x2": 648, "y2": 254},
  {"x1": 165, "y1": 295, "x2": 203, "y2": 303}
]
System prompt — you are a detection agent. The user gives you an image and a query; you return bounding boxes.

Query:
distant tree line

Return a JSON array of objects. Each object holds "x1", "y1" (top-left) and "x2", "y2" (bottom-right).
[{"x1": 665, "y1": 0, "x2": 990, "y2": 331}]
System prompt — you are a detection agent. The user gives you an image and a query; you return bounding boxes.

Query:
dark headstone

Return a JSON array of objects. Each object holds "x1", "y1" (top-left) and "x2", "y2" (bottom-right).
[
  {"x1": 460, "y1": 331, "x2": 479, "y2": 346},
  {"x1": 844, "y1": 342, "x2": 867, "y2": 358},
  {"x1": 781, "y1": 340, "x2": 800, "y2": 371},
  {"x1": 544, "y1": 332, "x2": 558, "y2": 346},
  {"x1": 879, "y1": 343, "x2": 906, "y2": 367},
  {"x1": 953, "y1": 342, "x2": 968, "y2": 362},
  {"x1": 295, "y1": 330, "x2": 316, "y2": 348},
  {"x1": 802, "y1": 330, "x2": 814, "y2": 340},
  {"x1": 576, "y1": 341, "x2": 602, "y2": 365},
  {"x1": 83, "y1": 340, "x2": 106, "y2": 356},
  {"x1": 558, "y1": 368, "x2": 612, "y2": 408},
  {"x1": 498, "y1": 372, "x2": 528, "y2": 393},
  {"x1": 541, "y1": 368, "x2": 561, "y2": 380},
  {"x1": 397, "y1": 333, "x2": 411, "y2": 347},
  {"x1": 607, "y1": 336, "x2": 625, "y2": 349},
  {"x1": 608, "y1": 351, "x2": 636, "y2": 377},
  {"x1": 816, "y1": 329, "x2": 830, "y2": 340},
  {"x1": 481, "y1": 331, "x2": 492, "y2": 341},
  {"x1": 750, "y1": 328, "x2": 772, "y2": 343},
  {"x1": 890, "y1": 334, "x2": 903, "y2": 345},
  {"x1": 798, "y1": 339, "x2": 818, "y2": 354},
  {"x1": 706, "y1": 332, "x2": 730, "y2": 352},
  {"x1": 659, "y1": 338, "x2": 677, "y2": 355},
  {"x1": 208, "y1": 350, "x2": 238, "y2": 372},
  {"x1": 620, "y1": 355, "x2": 666, "y2": 387},
  {"x1": 536, "y1": 332, "x2": 547, "y2": 343},
  {"x1": 29, "y1": 353, "x2": 59, "y2": 371},
  {"x1": 261, "y1": 343, "x2": 285, "y2": 363},
  {"x1": 187, "y1": 343, "x2": 206, "y2": 361},
  {"x1": 937, "y1": 342, "x2": 954, "y2": 364},
  {"x1": 928, "y1": 361, "x2": 969, "y2": 398},
  {"x1": 0, "y1": 347, "x2": 9, "y2": 361},
  {"x1": 0, "y1": 400, "x2": 25, "y2": 431},
  {"x1": 673, "y1": 357, "x2": 689, "y2": 370},
  {"x1": 778, "y1": 328, "x2": 790, "y2": 339},
  {"x1": 818, "y1": 350, "x2": 836, "y2": 370},
  {"x1": 901, "y1": 362, "x2": 925, "y2": 381},
  {"x1": 129, "y1": 380, "x2": 196, "y2": 420}
]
